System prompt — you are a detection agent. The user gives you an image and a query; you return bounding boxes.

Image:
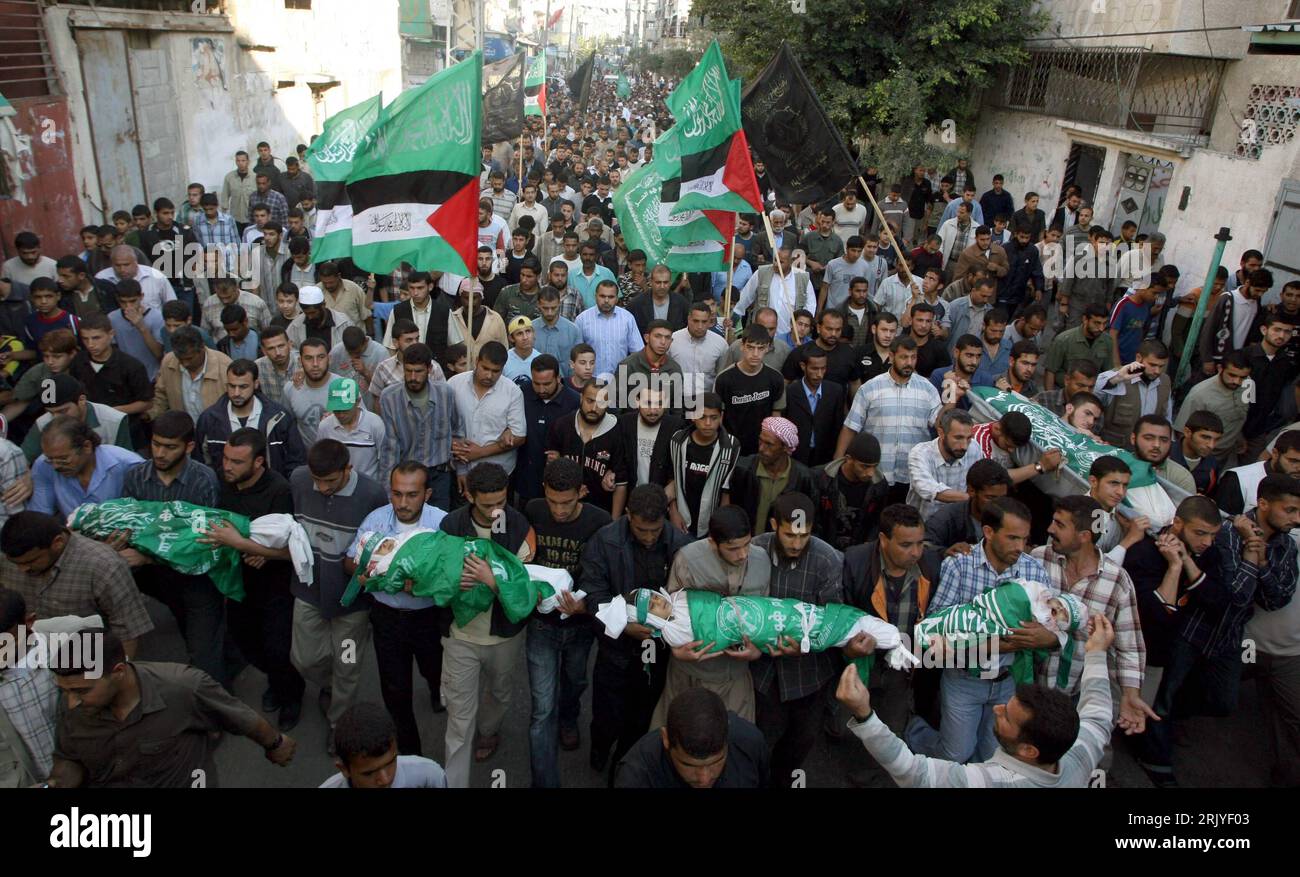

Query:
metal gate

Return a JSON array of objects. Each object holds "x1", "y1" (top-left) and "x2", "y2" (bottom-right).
[
  {"x1": 76, "y1": 29, "x2": 146, "y2": 220},
  {"x1": 1262, "y1": 178, "x2": 1300, "y2": 306}
]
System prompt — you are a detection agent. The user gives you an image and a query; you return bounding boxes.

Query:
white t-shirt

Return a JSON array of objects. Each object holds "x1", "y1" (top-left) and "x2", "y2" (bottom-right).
[
  {"x1": 1, "y1": 255, "x2": 57, "y2": 300},
  {"x1": 635, "y1": 418, "x2": 660, "y2": 485},
  {"x1": 832, "y1": 203, "x2": 868, "y2": 245}
]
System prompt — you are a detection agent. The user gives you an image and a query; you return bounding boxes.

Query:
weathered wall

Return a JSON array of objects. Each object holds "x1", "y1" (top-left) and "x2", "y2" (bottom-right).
[
  {"x1": 1037, "y1": 0, "x2": 1276, "y2": 58},
  {"x1": 0, "y1": 97, "x2": 83, "y2": 257},
  {"x1": 967, "y1": 108, "x2": 1073, "y2": 207}
]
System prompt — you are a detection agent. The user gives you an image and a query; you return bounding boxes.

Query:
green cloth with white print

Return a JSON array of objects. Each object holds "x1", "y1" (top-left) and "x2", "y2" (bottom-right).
[
  {"x1": 342, "y1": 529, "x2": 542, "y2": 627},
  {"x1": 915, "y1": 580, "x2": 1044, "y2": 683},
  {"x1": 69, "y1": 500, "x2": 249, "y2": 601},
  {"x1": 684, "y1": 590, "x2": 878, "y2": 684}
]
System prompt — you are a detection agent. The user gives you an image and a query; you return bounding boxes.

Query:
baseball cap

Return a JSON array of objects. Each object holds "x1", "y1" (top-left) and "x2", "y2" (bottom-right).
[
  {"x1": 299, "y1": 285, "x2": 325, "y2": 306},
  {"x1": 44, "y1": 373, "x2": 87, "y2": 409},
  {"x1": 327, "y1": 378, "x2": 358, "y2": 411},
  {"x1": 508, "y1": 316, "x2": 533, "y2": 337}
]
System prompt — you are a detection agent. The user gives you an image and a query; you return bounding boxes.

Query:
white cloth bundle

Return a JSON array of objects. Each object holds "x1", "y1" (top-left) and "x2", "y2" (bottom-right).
[
  {"x1": 249, "y1": 514, "x2": 314, "y2": 586},
  {"x1": 526, "y1": 565, "x2": 587, "y2": 619},
  {"x1": 1124, "y1": 483, "x2": 1178, "y2": 532}
]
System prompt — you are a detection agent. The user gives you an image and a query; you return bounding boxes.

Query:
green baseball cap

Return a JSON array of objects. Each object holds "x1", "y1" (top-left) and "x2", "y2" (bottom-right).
[{"x1": 327, "y1": 377, "x2": 358, "y2": 411}]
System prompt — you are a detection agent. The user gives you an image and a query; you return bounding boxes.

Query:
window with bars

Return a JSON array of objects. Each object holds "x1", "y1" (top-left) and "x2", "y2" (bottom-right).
[
  {"x1": 1236, "y1": 84, "x2": 1300, "y2": 159},
  {"x1": 0, "y1": 0, "x2": 59, "y2": 99}
]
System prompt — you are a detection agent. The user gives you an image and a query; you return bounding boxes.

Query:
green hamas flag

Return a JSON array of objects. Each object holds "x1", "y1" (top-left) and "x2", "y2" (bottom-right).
[
  {"x1": 616, "y1": 73, "x2": 631, "y2": 100},
  {"x1": 667, "y1": 41, "x2": 763, "y2": 216},
  {"x1": 524, "y1": 52, "x2": 547, "y2": 116},
  {"x1": 660, "y1": 80, "x2": 743, "y2": 247},
  {"x1": 345, "y1": 53, "x2": 483, "y2": 276},
  {"x1": 305, "y1": 94, "x2": 382, "y2": 263}
]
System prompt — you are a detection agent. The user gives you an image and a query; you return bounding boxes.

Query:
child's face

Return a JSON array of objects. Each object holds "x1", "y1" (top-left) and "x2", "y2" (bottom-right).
[
  {"x1": 1047, "y1": 598, "x2": 1068, "y2": 626},
  {"x1": 81, "y1": 231, "x2": 98, "y2": 250},
  {"x1": 374, "y1": 538, "x2": 396, "y2": 556},
  {"x1": 31, "y1": 289, "x2": 59, "y2": 315},
  {"x1": 43, "y1": 349, "x2": 74, "y2": 373},
  {"x1": 113, "y1": 218, "x2": 130, "y2": 234},
  {"x1": 647, "y1": 591, "x2": 671, "y2": 619}
]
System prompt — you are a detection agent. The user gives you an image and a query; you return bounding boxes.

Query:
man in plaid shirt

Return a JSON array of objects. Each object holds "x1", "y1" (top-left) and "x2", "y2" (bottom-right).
[
  {"x1": 910, "y1": 497, "x2": 1054, "y2": 764},
  {"x1": 1033, "y1": 495, "x2": 1155, "y2": 734},
  {"x1": 0, "y1": 587, "x2": 59, "y2": 786},
  {"x1": 249, "y1": 173, "x2": 289, "y2": 227},
  {"x1": 191, "y1": 193, "x2": 241, "y2": 262},
  {"x1": 750, "y1": 493, "x2": 845, "y2": 788}
]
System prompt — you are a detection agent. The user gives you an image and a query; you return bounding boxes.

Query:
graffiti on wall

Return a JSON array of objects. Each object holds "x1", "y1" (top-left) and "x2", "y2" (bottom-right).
[{"x1": 191, "y1": 38, "x2": 228, "y2": 96}]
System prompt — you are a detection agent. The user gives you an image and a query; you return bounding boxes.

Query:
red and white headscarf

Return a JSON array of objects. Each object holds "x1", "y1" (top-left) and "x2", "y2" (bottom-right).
[{"x1": 762, "y1": 416, "x2": 799, "y2": 453}]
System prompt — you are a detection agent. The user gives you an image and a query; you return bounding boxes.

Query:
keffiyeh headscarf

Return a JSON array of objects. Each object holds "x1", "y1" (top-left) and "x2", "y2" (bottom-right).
[{"x1": 762, "y1": 417, "x2": 799, "y2": 454}]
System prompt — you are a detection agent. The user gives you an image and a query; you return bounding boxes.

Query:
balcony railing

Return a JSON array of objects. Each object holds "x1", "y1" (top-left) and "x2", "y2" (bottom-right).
[{"x1": 988, "y1": 47, "x2": 1226, "y2": 144}]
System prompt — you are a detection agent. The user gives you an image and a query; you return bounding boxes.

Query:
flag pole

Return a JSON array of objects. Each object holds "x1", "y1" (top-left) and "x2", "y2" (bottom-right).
[
  {"x1": 723, "y1": 211, "x2": 737, "y2": 342},
  {"x1": 762, "y1": 211, "x2": 802, "y2": 346},
  {"x1": 858, "y1": 174, "x2": 911, "y2": 276}
]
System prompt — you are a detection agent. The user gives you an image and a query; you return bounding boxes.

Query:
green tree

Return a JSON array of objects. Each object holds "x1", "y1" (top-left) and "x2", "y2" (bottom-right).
[{"x1": 694, "y1": 0, "x2": 1046, "y2": 180}]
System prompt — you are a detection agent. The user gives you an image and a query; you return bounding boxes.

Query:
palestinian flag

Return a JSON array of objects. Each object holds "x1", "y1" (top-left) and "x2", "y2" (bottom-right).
[
  {"x1": 305, "y1": 94, "x2": 382, "y2": 263},
  {"x1": 345, "y1": 53, "x2": 482, "y2": 276},
  {"x1": 667, "y1": 42, "x2": 762, "y2": 216},
  {"x1": 525, "y1": 52, "x2": 546, "y2": 117},
  {"x1": 666, "y1": 239, "x2": 727, "y2": 272}
]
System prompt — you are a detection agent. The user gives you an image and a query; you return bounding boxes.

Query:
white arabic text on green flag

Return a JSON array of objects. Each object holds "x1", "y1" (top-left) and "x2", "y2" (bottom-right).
[{"x1": 306, "y1": 94, "x2": 383, "y2": 263}]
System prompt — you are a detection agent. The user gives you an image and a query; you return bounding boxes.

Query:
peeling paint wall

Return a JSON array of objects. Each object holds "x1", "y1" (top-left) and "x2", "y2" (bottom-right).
[
  {"x1": 0, "y1": 97, "x2": 83, "y2": 258},
  {"x1": 968, "y1": 109, "x2": 1071, "y2": 207}
]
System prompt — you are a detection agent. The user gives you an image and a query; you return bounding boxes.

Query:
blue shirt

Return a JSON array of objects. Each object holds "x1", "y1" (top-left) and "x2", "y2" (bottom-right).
[
  {"x1": 347, "y1": 503, "x2": 448, "y2": 609},
  {"x1": 970, "y1": 343, "x2": 1011, "y2": 389},
  {"x1": 30, "y1": 444, "x2": 145, "y2": 518},
  {"x1": 940, "y1": 198, "x2": 985, "y2": 226},
  {"x1": 929, "y1": 366, "x2": 971, "y2": 410},
  {"x1": 1107, "y1": 293, "x2": 1154, "y2": 364},
  {"x1": 931, "y1": 542, "x2": 1051, "y2": 670},
  {"x1": 224, "y1": 329, "x2": 261, "y2": 362},
  {"x1": 570, "y1": 264, "x2": 616, "y2": 310},
  {"x1": 712, "y1": 259, "x2": 753, "y2": 300},
  {"x1": 575, "y1": 305, "x2": 644, "y2": 379},
  {"x1": 532, "y1": 316, "x2": 584, "y2": 376}
]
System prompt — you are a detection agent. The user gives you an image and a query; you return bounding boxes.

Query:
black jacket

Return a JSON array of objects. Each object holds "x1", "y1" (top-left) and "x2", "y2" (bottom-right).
[
  {"x1": 59, "y1": 278, "x2": 119, "y2": 316},
  {"x1": 580, "y1": 515, "x2": 693, "y2": 661},
  {"x1": 725, "y1": 454, "x2": 819, "y2": 535},
  {"x1": 781, "y1": 378, "x2": 845, "y2": 468},
  {"x1": 842, "y1": 539, "x2": 941, "y2": 626},
  {"x1": 439, "y1": 504, "x2": 535, "y2": 639},
  {"x1": 616, "y1": 410, "x2": 682, "y2": 489},
  {"x1": 193, "y1": 393, "x2": 306, "y2": 475},
  {"x1": 626, "y1": 290, "x2": 690, "y2": 334},
  {"x1": 392, "y1": 296, "x2": 451, "y2": 357},
  {"x1": 814, "y1": 458, "x2": 891, "y2": 551},
  {"x1": 998, "y1": 236, "x2": 1045, "y2": 308}
]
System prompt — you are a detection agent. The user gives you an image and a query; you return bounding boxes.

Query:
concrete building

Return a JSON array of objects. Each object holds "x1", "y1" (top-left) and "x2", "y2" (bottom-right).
[{"x1": 967, "y1": 0, "x2": 1300, "y2": 299}]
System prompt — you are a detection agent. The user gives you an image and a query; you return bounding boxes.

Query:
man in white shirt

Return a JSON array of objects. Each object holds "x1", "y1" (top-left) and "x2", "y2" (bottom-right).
[
  {"x1": 448, "y1": 341, "x2": 526, "y2": 496},
  {"x1": 906, "y1": 408, "x2": 984, "y2": 519},
  {"x1": 95, "y1": 245, "x2": 176, "y2": 311},
  {"x1": 670, "y1": 301, "x2": 729, "y2": 402},
  {"x1": 731, "y1": 249, "x2": 812, "y2": 338},
  {"x1": 508, "y1": 183, "x2": 550, "y2": 234},
  {"x1": 1, "y1": 231, "x2": 57, "y2": 302},
  {"x1": 832, "y1": 189, "x2": 869, "y2": 247}
]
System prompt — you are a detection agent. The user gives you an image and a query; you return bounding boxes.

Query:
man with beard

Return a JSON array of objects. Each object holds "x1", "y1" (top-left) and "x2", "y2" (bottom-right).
[
  {"x1": 283, "y1": 338, "x2": 341, "y2": 448},
  {"x1": 287, "y1": 285, "x2": 352, "y2": 350},
  {"x1": 194, "y1": 358, "x2": 305, "y2": 474},
  {"x1": 907, "y1": 409, "x2": 984, "y2": 520},
  {"x1": 1129, "y1": 415, "x2": 1196, "y2": 495},
  {"x1": 1217, "y1": 429, "x2": 1300, "y2": 516},
  {"x1": 670, "y1": 302, "x2": 728, "y2": 404},
  {"x1": 256, "y1": 326, "x2": 299, "y2": 408},
  {"x1": 1032, "y1": 495, "x2": 1154, "y2": 732},
  {"x1": 376, "y1": 344, "x2": 460, "y2": 510},
  {"x1": 784, "y1": 347, "x2": 847, "y2": 468},
  {"x1": 583, "y1": 484, "x2": 692, "y2": 777},
  {"x1": 1003, "y1": 304, "x2": 1047, "y2": 352},
  {"x1": 854, "y1": 313, "x2": 898, "y2": 384},
  {"x1": 523, "y1": 458, "x2": 612, "y2": 787},
  {"x1": 617, "y1": 385, "x2": 681, "y2": 490},
  {"x1": 840, "y1": 278, "x2": 877, "y2": 346},
  {"x1": 838, "y1": 336, "x2": 942, "y2": 506},
  {"x1": 546, "y1": 379, "x2": 627, "y2": 517},
  {"x1": 655, "y1": 506, "x2": 770, "y2": 725},
  {"x1": 725, "y1": 417, "x2": 819, "y2": 536},
  {"x1": 781, "y1": 308, "x2": 859, "y2": 389},
  {"x1": 517, "y1": 355, "x2": 580, "y2": 505},
  {"x1": 924, "y1": 459, "x2": 1012, "y2": 558},
  {"x1": 202, "y1": 428, "x2": 304, "y2": 730},
  {"x1": 119, "y1": 411, "x2": 225, "y2": 683},
  {"x1": 1173, "y1": 350, "x2": 1252, "y2": 468},
  {"x1": 969, "y1": 411, "x2": 1062, "y2": 486},
  {"x1": 346, "y1": 463, "x2": 450, "y2": 755},
  {"x1": 576, "y1": 280, "x2": 643, "y2": 379},
  {"x1": 992, "y1": 340, "x2": 1040, "y2": 397},
  {"x1": 450, "y1": 279, "x2": 508, "y2": 366},
  {"x1": 1043, "y1": 304, "x2": 1114, "y2": 391},
  {"x1": 751, "y1": 493, "x2": 846, "y2": 787},
  {"x1": 969, "y1": 308, "x2": 1011, "y2": 388},
  {"x1": 1198, "y1": 268, "x2": 1271, "y2": 376},
  {"x1": 930, "y1": 334, "x2": 983, "y2": 413},
  {"x1": 940, "y1": 277, "x2": 996, "y2": 351},
  {"x1": 667, "y1": 394, "x2": 742, "y2": 537},
  {"x1": 543, "y1": 259, "x2": 584, "y2": 323},
  {"x1": 907, "y1": 303, "x2": 951, "y2": 379},
  {"x1": 911, "y1": 497, "x2": 1054, "y2": 764},
  {"x1": 841, "y1": 503, "x2": 940, "y2": 786},
  {"x1": 1241, "y1": 313, "x2": 1300, "y2": 461},
  {"x1": 1138, "y1": 478, "x2": 1300, "y2": 786}
]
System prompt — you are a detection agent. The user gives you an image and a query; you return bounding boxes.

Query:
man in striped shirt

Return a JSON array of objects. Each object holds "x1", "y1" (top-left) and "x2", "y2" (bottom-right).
[
  {"x1": 378, "y1": 343, "x2": 462, "y2": 510},
  {"x1": 1033, "y1": 495, "x2": 1154, "y2": 733},
  {"x1": 836, "y1": 336, "x2": 942, "y2": 505}
]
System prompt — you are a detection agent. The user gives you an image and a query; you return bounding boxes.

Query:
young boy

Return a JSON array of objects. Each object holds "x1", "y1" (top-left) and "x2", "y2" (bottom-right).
[
  {"x1": 272, "y1": 281, "x2": 302, "y2": 331},
  {"x1": 21, "y1": 277, "x2": 79, "y2": 361},
  {"x1": 567, "y1": 342, "x2": 596, "y2": 394},
  {"x1": 3, "y1": 327, "x2": 78, "y2": 424}
]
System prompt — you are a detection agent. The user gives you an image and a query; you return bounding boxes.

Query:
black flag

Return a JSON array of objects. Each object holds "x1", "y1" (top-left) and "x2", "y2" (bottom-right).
[
  {"x1": 482, "y1": 53, "x2": 526, "y2": 144},
  {"x1": 741, "y1": 42, "x2": 859, "y2": 204},
  {"x1": 567, "y1": 54, "x2": 595, "y2": 114}
]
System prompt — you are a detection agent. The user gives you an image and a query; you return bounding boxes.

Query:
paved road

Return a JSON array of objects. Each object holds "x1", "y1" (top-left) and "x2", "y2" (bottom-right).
[{"x1": 130, "y1": 601, "x2": 1272, "y2": 789}]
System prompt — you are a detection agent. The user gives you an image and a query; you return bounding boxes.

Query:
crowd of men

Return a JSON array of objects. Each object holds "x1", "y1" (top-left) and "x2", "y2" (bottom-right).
[{"x1": 0, "y1": 71, "x2": 1297, "y2": 791}]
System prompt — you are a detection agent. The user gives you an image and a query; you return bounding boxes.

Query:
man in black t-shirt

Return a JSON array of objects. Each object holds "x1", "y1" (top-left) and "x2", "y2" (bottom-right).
[
  {"x1": 524, "y1": 458, "x2": 612, "y2": 788},
  {"x1": 615, "y1": 688, "x2": 768, "y2": 788},
  {"x1": 909, "y1": 302, "x2": 951, "y2": 378},
  {"x1": 855, "y1": 312, "x2": 898, "y2": 384},
  {"x1": 201, "y1": 427, "x2": 305, "y2": 730},
  {"x1": 546, "y1": 379, "x2": 628, "y2": 516},
  {"x1": 714, "y1": 324, "x2": 786, "y2": 457},
  {"x1": 780, "y1": 308, "x2": 859, "y2": 388}
]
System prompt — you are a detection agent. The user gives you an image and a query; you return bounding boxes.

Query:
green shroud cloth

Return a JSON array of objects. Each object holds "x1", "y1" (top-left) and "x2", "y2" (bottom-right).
[
  {"x1": 343, "y1": 530, "x2": 539, "y2": 628},
  {"x1": 69, "y1": 500, "x2": 250, "y2": 601},
  {"x1": 915, "y1": 581, "x2": 1045, "y2": 683},
  {"x1": 684, "y1": 590, "x2": 878, "y2": 684}
]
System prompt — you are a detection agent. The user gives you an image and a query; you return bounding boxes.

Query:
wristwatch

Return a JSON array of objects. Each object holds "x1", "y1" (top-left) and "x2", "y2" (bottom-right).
[
  {"x1": 1034, "y1": 462, "x2": 1045, "y2": 474},
  {"x1": 265, "y1": 733, "x2": 284, "y2": 752}
]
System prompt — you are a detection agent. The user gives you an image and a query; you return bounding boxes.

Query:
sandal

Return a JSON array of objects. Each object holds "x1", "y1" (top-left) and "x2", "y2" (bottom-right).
[{"x1": 474, "y1": 733, "x2": 500, "y2": 762}]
